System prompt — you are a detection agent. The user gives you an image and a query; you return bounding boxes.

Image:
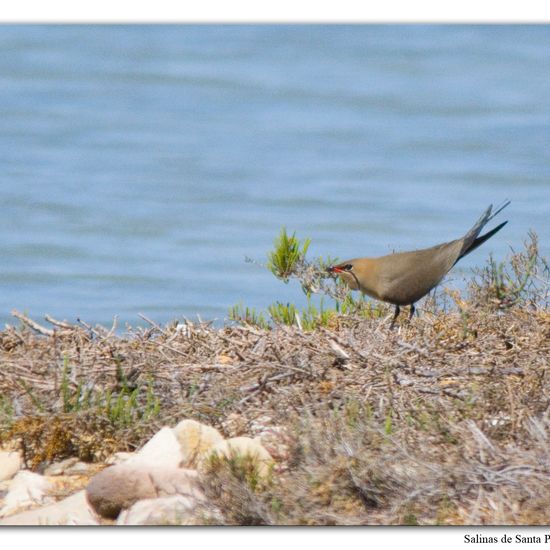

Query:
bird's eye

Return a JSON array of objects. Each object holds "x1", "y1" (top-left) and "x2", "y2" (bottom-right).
[{"x1": 343, "y1": 264, "x2": 353, "y2": 271}]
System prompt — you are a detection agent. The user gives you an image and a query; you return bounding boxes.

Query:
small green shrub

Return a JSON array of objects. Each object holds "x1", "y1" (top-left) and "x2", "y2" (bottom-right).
[
  {"x1": 57, "y1": 355, "x2": 161, "y2": 427},
  {"x1": 229, "y1": 303, "x2": 270, "y2": 329},
  {"x1": 268, "y1": 297, "x2": 338, "y2": 330},
  {"x1": 267, "y1": 227, "x2": 311, "y2": 282}
]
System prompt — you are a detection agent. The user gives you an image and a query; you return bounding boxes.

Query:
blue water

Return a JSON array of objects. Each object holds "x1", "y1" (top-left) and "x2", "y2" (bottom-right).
[{"x1": 0, "y1": 25, "x2": 549, "y2": 328}]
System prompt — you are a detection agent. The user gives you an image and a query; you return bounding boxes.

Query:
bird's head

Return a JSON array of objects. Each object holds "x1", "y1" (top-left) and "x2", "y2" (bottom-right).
[{"x1": 327, "y1": 260, "x2": 361, "y2": 290}]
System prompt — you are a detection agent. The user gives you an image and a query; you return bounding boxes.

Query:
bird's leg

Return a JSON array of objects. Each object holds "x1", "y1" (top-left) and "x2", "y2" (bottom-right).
[
  {"x1": 390, "y1": 305, "x2": 400, "y2": 330},
  {"x1": 409, "y1": 303, "x2": 415, "y2": 321}
]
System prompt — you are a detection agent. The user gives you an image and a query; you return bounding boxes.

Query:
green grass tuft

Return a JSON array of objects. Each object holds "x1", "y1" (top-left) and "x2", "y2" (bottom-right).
[{"x1": 267, "y1": 227, "x2": 311, "y2": 283}]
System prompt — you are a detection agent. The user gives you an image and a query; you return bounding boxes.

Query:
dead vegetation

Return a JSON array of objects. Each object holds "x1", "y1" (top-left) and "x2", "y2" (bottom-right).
[{"x1": 0, "y1": 234, "x2": 549, "y2": 524}]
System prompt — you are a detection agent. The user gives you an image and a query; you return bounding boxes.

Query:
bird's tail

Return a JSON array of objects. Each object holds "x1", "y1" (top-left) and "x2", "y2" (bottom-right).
[
  {"x1": 457, "y1": 200, "x2": 510, "y2": 260},
  {"x1": 459, "y1": 220, "x2": 508, "y2": 260}
]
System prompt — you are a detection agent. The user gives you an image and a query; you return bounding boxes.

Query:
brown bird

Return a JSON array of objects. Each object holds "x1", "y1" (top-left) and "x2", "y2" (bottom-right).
[{"x1": 327, "y1": 201, "x2": 510, "y2": 329}]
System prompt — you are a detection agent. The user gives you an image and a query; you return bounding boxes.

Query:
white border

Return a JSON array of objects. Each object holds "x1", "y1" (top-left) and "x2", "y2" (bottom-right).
[
  {"x1": 1, "y1": 0, "x2": 550, "y2": 23},
  {"x1": 4, "y1": 527, "x2": 550, "y2": 550}
]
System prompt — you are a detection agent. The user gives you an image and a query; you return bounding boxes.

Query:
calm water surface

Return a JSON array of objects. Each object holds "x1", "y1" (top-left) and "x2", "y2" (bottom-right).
[{"x1": 0, "y1": 25, "x2": 549, "y2": 327}]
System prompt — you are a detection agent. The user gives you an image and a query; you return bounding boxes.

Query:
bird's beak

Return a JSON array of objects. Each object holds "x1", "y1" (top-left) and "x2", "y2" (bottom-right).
[{"x1": 327, "y1": 266, "x2": 343, "y2": 274}]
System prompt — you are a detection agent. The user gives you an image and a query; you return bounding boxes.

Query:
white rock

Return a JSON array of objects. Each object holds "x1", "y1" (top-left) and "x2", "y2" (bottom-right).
[
  {"x1": 0, "y1": 451, "x2": 22, "y2": 482},
  {"x1": 0, "y1": 490, "x2": 98, "y2": 525},
  {"x1": 117, "y1": 495, "x2": 221, "y2": 525},
  {"x1": 201, "y1": 437, "x2": 274, "y2": 479},
  {"x1": 0, "y1": 471, "x2": 52, "y2": 517},
  {"x1": 126, "y1": 426, "x2": 183, "y2": 469},
  {"x1": 173, "y1": 419, "x2": 224, "y2": 467},
  {"x1": 148, "y1": 468, "x2": 204, "y2": 500}
]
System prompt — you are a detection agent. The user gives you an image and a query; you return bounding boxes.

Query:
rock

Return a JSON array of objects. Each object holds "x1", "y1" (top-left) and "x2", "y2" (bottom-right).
[
  {"x1": 0, "y1": 490, "x2": 99, "y2": 525},
  {"x1": 86, "y1": 464, "x2": 157, "y2": 519},
  {"x1": 43, "y1": 457, "x2": 79, "y2": 476},
  {"x1": 173, "y1": 419, "x2": 224, "y2": 467},
  {"x1": 201, "y1": 437, "x2": 274, "y2": 479},
  {"x1": 0, "y1": 471, "x2": 52, "y2": 517},
  {"x1": 0, "y1": 451, "x2": 22, "y2": 482},
  {"x1": 126, "y1": 426, "x2": 183, "y2": 469},
  {"x1": 147, "y1": 468, "x2": 204, "y2": 499},
  {"x1": 85, "y1": 464, "x2": 204, "y2": 520},
  {"x1": 117, "y1": 495, "x2": 222, "y2": 525}
]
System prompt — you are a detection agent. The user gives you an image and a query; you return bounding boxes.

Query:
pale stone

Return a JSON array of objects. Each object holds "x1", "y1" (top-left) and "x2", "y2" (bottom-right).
[
  {"x1": 200, "y1": 437, "x2": 274, "y2": 479},
  {"x1": 0, "y1": 451, "x2": 22, "y2": 482},
  {"x1": 173, "y1": 419, "x2": 224, "y2": 467},
  {"x1": 126, "y1": 426, "x2": 183, "y2": 469},
  {"x1": 0, "y1": 471, "x2": 52, "y2": 517},
  {"x1": 117, "y1": 495, "x2": 222, "y2": 525},
  {"x1": 147, "y1": 468, "x2": 204, "y2": 499},
  {"x1": 0, "y1": 490, "x2": 99, "y2": 525}
]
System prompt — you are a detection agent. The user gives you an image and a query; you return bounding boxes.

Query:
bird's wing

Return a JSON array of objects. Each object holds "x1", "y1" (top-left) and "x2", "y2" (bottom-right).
[{"x1": 376, "y1": 240, "x2": 463, "y2": 305}]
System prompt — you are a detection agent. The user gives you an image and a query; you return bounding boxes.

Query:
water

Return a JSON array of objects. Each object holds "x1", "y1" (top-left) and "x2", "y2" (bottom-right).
[{"x1": 0, "y1": 25, "x2": 549, "y2": 328}]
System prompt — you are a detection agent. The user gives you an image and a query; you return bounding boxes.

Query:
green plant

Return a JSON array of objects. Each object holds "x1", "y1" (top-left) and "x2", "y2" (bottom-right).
[
  {"x1": 267, "y1": 227, "x2": 311, "y2": 282},
  {"x1": 268, "y1": 302, "x2": 300, "y2": 327},
  {"x1": 267, "y1": 296, "x2": 338, "y2": 331},
  {"x1": 229, "y1": 303, "x2": 270, "y2": 329},
  {"x1": 56, "y1": 355, "x2": 161, "y2": 427},
  {"x1": 101, "y1": 376, "x2": 160, "y2": 428}
]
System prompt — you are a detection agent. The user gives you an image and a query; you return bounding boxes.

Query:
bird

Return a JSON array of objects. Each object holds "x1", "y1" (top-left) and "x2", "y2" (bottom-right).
[{"x1": 327, "y1": 201, "x2": 510, "y2": 329}]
